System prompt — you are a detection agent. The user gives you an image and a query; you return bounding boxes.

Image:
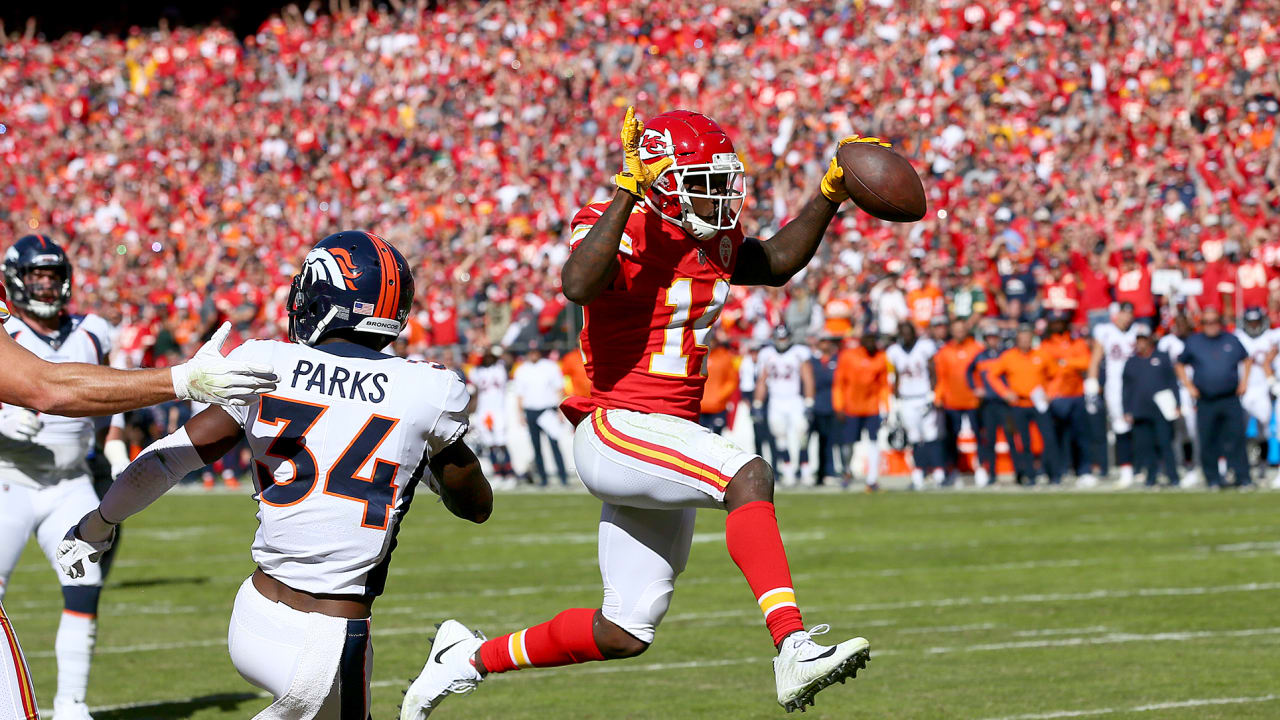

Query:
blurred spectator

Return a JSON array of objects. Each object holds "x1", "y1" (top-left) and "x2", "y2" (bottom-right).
[
  {"x1": 834, "y1": 330, "x2": 888, "y2": 491},
  {"x1": 933, "y1": 318, "x2": 981, "y2": 483},
  {"x1": 967, "y1": 320, "x2": 1008, "y2": 487},
  {"x1": 985, "y1": 324, "x2": 1055, "y2": 484},
  {"x1": 699, "y1": 336, "x2": 739, "y2": 435},
  {"x1": 807, "y1": 335, "x2": 842, "y2": 484}
]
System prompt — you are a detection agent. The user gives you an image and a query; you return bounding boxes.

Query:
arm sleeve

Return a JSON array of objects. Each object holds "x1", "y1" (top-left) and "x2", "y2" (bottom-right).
[
  {"x1": 427, "y1": 371, "x2": 471, "y2": 457},
  {"x1": 98, "y1": 428, "x2": 206, "y2": 524}
]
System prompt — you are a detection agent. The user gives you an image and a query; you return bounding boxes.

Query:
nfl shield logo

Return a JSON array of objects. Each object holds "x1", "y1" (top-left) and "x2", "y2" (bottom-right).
[{"x1": 719, "y1": 237, "x2": 732, "y2": 267}]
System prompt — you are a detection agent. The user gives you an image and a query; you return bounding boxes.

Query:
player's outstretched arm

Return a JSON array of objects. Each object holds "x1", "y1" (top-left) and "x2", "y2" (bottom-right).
[
  {"x1": 0, "y1": 322, "x2": 277, "y2": 417},
  {"x1": 563, "y1": 106, "x2": 672, "y2": 305},
  {"x1": 732, "y1": 137, "x2": 889, "y2": 287},
  {"x1": 731, "y1": 193, "x2": 840, "y2": 288},
  {"x1": 428, "y1": 440, "x2": 493, "y2": 524},
  {"x1": 56, "y1": 406, "x2": 245, "y2": 578}
]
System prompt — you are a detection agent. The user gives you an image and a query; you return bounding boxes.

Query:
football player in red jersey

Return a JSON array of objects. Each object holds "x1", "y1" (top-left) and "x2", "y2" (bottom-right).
[{"x1": 402, "y1": 108, "x2": 883, "y2": 716}]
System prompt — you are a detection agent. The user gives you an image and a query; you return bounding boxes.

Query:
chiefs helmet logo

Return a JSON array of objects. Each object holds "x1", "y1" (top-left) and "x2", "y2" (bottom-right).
[
  {"x1": 638, "y1": 128, "x2": 674, "y2": 161},
  {"x1": 302, "y1": 247, "x2": 363, "y2": 291}
]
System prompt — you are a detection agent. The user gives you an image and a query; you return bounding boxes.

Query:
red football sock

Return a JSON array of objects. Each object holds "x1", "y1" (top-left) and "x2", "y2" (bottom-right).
[
  {"x1": 726, "y1": 501, "x2": 805, "y2": 646},
  {"x1": 479, "y1": 607, "x2": 604, "y2": 674}
]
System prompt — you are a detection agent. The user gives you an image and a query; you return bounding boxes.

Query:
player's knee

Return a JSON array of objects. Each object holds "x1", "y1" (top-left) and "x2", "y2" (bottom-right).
[
  {"x1": 724, "y1": 457, "x2": 774, "y2": 510},
  {"x1": 594, "y1": 617, "x2": 650, "y2": 659},
  {"x1": 61, "y1": 585, "x2": 101, "y2": 616}
]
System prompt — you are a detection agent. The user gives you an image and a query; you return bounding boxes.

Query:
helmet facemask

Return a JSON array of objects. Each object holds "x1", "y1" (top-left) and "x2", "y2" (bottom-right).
[
  {"x1": 13, "y1": 266, "x2": 71, "y2": 319},
  {"x1": 649, "y1": 153, "x2": 746, "y2": 240}
]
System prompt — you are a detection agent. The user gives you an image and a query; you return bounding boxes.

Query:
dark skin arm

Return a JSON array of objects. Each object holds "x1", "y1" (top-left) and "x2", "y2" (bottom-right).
[
  {"x1": 731, "y1": 193, "x2": 841, "y2": 287},
  {"x1": 427, "y1": 439, "x2": 493, "y2": 524},
  {"x1": 561, "y1": 190, "x2": 636, "y2": 305}
]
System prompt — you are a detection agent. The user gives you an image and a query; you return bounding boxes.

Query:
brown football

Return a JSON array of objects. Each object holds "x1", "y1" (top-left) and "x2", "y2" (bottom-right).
[{"x1": 837, "y1": 142, "x2": 927, "y2": 222}]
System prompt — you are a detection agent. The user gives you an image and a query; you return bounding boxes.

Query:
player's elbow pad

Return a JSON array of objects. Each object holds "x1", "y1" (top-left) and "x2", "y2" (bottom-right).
[{"x1": 99, "y1": 428, "x2": 206, "y2": 523}]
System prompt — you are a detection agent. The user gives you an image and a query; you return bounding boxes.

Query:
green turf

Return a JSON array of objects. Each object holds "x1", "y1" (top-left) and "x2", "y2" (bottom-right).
[{"x1": 6, "y1": 490, "x2": 1280, "y2": 719}]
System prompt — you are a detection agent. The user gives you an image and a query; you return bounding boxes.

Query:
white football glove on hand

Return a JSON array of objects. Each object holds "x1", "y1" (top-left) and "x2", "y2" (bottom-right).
[
  {"x1": 170, "y1": 322, "x2": 278, "y2": 406},
  {"x1": 103, "y1": 438, "x2": 132, "y2": 479},
  {"x1": 0, "y1": 406, "x2": 41, "y2": 442},
  {"x1": 56, "y1": 514, "x2": 117, "y2": 580}
]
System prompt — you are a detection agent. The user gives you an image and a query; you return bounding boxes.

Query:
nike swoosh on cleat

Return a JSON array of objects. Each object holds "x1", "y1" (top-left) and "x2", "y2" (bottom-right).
[
  {"x1": 433, "y1": 639, "x2": 466, "y2": 664},
  {"x1": 797, "y1": 647, "x2": 838, "y2": 663}
]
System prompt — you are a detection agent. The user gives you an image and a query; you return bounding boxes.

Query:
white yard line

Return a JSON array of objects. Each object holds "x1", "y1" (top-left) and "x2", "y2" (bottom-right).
[
  {"x1": 926, "y1": 627, "x2": 1280, "y2": 654},
  {"x1": 977, "y1": 693, "x2": 1280, "y2": 720}
]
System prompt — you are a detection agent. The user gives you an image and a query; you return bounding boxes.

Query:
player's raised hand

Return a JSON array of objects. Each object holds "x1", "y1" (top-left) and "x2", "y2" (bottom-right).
[
  {"x1": 0, "y1": 406, "x2": 42, "y2": 442},
  {"x1": 820, "y1": 135, "x2": 892, "y2": 204},
  {"x1": 170, "y1": 322, "x2": 278, "y2": 406},
  {"x1": 614, "y1": 105, "x2": 673, "y2": 199},
  {"x1": 56, "y1": 521, "x2": 116, "y2": 580}
]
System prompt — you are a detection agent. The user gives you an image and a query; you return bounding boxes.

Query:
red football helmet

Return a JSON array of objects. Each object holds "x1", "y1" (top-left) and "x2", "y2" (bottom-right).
[{"x1": 639, "y1": 110, "x2": 746, "y2": 240}]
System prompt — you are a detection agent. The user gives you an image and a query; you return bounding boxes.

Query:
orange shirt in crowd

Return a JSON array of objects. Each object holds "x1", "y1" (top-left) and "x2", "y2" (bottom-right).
[
  {"x1": 907, "y1": 285, "x2": 944, "y2": 329},
  {"x1": 933, "y1": 336, "x2": 983, "y2": 410},
  {"x1": 983, "y1": 347, "x2": 1051, "y2": 407},
  {"x1": 1039, "y1": 332, "x2": 1090, "y2": 398},
  {"x1": 561, "y1": 350, "x2": 590, "y2": 398},
  {"x1": 834, "y1": 346, "x2": 889, "y2": 417},
  {"x1": 823, "y1": 297, "x2": 854, "y2": 337},
  {"x1": 700, "y1": 345, "x2": 739, "y2": 415}
]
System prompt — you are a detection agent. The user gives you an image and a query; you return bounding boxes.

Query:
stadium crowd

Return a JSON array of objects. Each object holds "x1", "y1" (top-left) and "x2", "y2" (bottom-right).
[{"x1": 3, "y1": 0, "x2": 1280, "y2": 487}]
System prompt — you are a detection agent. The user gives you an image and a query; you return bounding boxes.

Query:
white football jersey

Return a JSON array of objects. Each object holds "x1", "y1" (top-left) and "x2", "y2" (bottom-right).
[
  {"x1": 887, "y1": 338, "x2": 937, "y2": 398},
  {"x1": 469, "y1": 363, "x2": 508, "y2": 413},
  {"x1": 1092, "y1": 322, "x2": 1139, "y2": 381},
  {"x1": 221, "y1": 339, "x2": 469, "y2": 597},
  {"x1": 0, "y1": 314, "x2": 113, "y2": 487},
  {"x1": 757, "y1": 344, "x2": 812, "y2": 402},
  {"x1": 1234, "y1": 328, "x2": 1278, "y2": 390}
]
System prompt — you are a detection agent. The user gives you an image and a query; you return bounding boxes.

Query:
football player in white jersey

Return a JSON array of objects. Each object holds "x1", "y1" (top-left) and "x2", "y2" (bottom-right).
[
  {"x1": 886, "y1": 323, "x2": 940, "y2": 490},
  {"x1": 468, "y1": 347, "x2": 516, "y2": 489},
  {"x1": 0, "y1": 236, "x2": 122, "y2": 720},
  {"x1": 1156, "y1": 315, "x2": 1199, "y2": 487},
  {"x1": 0, "y1": 234, "x2": 276, "y2": 720},
  {"x1": 753, "y1": 326, "x2": 815, "y2": 486},
  {"x1": 1088, "y1": 302, "x2": 1140, "y2": 487},
  {"x1": 56, "y1": 232, "x2": 492, "y2": 720},
  {"x1": 1233, "y1": 307, "x2": 1278, "y2": 466}
]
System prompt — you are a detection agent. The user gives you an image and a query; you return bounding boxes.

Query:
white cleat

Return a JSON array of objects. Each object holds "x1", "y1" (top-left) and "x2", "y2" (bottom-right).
[
  {"x1": 1270, "y1": 473, "x2": 1280, "y2": 490},
  {"x1": 1076, "y1": 473, "x2": 1098, "y2": 489},
  {"x1": 910, "y1": 469, "x2": 925, "y2": 491},
  {"x1": 973, "y1": 467, "x2": 990, "y2": 488},
  {"x1": 52, "y1": 699, "x2": 94, "y2": 720},
  {"x1": 774, "y1": 624, "x2": 870, "y2": 713},
  {"x1": 1115, "y1": 465, "x2": 1134, "y2": 489},
  {"x1": 399, "y1": 620, "x2": 486, "y2": 720},
  {"x1": 1179, "y1": 470, "x2": 1201, "y2": 489}
]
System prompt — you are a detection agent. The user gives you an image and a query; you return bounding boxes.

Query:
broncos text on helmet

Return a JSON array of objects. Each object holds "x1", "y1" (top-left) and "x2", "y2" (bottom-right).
[
  {"x1": 3, "y1": 234, "x2": 73, "y2": 319},
  {"x1": 287, "y1": 231, "x2": 414, "y2": 348}
]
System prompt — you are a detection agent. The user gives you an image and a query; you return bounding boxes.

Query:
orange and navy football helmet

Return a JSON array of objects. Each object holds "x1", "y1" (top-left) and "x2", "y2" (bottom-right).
[
  {"x1": 638, "y1": 110, "x2": 746, "y2": 240},
  {"x1": 3, "y1": 234, "x2": 72, "y2": 318},
  {"x1": 287, "y1": 231, "x2": 414, "y2": 348}
]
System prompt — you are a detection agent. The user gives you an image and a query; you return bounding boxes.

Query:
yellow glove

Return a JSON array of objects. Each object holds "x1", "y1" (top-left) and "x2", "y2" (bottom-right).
[
  {"x1": 820, "y1": 135, "x2": 892, "y2": 204},
  {"x1": 614, "y1": 106, "x2": 674, "y2": 199}
]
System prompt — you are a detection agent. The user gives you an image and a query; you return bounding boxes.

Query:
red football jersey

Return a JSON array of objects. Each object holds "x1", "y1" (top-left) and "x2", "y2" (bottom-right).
[{"x1": 561, "y1": 201, "x2": 743, "y2": 424}]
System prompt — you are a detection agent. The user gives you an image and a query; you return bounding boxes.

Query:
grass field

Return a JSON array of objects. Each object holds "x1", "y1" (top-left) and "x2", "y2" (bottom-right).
[{"x1": 6, "y1": 488, "x2": 1280, "y2": 719}]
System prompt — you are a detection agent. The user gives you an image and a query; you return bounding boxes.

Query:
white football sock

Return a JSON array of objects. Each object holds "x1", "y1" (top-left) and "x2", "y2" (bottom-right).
[
  {"x1": 54, "y1": 611, "x2": 96, "y2": 704},
  {"x1": 865, "y1": 447, "x2": 881, "y2": 486}
]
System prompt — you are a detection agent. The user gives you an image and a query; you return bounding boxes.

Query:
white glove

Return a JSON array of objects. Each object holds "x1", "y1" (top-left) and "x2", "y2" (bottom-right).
[
  {"x1": 103, "y1": 438, "x2": 131, "y2": 479},
  {"x1": 56, "y1": 523, "x2": 116, "y2": 580},
  {"x1": 1083, "y1": 377, "x2": 1100, "y2": 397},
  {"x1": 0, "y1": 406, "x2": 41, "y2": 442},
  {"x1": 170, "y1": 322, "x2": 278, "y2": 406}
]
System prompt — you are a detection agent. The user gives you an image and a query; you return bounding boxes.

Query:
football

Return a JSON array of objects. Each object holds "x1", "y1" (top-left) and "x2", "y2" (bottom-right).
[{"x1": 837, "y1": 142, "x2": 927, "y2": 222}]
